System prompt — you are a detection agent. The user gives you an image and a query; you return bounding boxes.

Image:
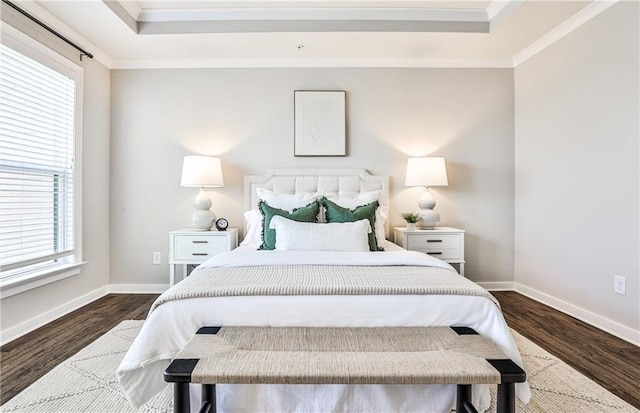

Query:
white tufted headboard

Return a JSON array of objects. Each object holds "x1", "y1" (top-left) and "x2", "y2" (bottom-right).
[{"x1": 244, "y1": 168, "x2": 390, "y2": 233}]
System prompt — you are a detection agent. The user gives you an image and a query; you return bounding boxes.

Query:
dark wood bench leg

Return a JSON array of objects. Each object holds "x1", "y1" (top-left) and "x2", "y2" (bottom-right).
[
  {"x1": 456, "y1": 384, "x2": 478, "y2": 413},
  {"x1": 200, "y1": 384, "x2": 216, "y2": 413},
  {"x1": 173, "y1": 383, "x2": 190, "y2": 413},
  {"x1": 496, "y1": 383, "x2": 516, "y2": 413}
]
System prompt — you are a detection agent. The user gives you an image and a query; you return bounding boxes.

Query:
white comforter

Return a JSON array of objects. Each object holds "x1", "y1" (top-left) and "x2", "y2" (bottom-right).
[{"x1": 117, "y1": 243, "x2": 531, "y2": 412}]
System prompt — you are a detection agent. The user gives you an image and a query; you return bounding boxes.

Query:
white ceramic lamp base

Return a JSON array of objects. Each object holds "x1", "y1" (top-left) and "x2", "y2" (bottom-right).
[
  {"x1": 417, "y1": 187, "x2": 440, "y2": 229},
  {"x1": 190, "y1": 188, "x2": 216, "y2": 230}
]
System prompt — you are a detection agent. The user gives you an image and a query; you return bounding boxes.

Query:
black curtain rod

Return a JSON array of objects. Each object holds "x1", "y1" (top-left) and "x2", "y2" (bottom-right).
[{"x1": 2, "y1": 0, "x2": 93, "y2": 60}]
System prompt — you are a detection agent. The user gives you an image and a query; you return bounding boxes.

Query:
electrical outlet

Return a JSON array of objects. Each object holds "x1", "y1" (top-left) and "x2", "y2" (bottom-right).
[
  {"x1": 152, "y1": 252, "x2": 161, "y2": 265},
  {"x1": 614, "y1": 275, "x2": 626, "y2": 296}
]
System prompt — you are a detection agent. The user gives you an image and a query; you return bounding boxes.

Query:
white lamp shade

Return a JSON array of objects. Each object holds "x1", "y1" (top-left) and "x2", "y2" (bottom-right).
[
  {"x1": 405, "y1": 157, "x2": 448, "y2": 187},
  {"x1": 180, "y1": 156, "x2": 224, "y2": 188}
]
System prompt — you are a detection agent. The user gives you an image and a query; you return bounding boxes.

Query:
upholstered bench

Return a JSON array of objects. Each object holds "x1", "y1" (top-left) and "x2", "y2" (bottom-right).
[{"x1": 164, "y1": 326, "x2": 526, "y2": 413}]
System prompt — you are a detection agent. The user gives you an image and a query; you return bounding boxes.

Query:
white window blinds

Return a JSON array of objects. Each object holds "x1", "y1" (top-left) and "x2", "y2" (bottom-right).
[{"x1": 0, "y1": 43, "x2": 77, "y2": 278}]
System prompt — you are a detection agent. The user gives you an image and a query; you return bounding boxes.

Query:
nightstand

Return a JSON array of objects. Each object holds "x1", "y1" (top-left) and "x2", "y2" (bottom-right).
[
  {"x1": 394, "y1": 227, "x2": 465, "y2": 276},
  {"x1": 169, "y1": 228, "x2": 238, "y2": 286}
]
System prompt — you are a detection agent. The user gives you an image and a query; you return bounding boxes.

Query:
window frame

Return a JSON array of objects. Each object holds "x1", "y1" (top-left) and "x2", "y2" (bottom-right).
[{"x1": 0, "y1": 23, "x2": 85, "y2": 299}]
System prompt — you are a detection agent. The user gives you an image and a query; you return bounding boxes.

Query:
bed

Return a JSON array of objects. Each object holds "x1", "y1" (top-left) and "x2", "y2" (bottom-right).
[{"x1": 117, "y1": 168, "x2": 530, "y2": 413}]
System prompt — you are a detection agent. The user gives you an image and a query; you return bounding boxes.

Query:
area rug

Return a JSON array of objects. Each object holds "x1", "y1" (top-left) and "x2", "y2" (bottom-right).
[{"x1": 1, "y1": 320, "x2": 637, "y2": 412}]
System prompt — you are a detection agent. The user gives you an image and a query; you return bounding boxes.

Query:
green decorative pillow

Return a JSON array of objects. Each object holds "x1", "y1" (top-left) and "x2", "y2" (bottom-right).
[
  {"x1": 322, "y1": 197, "x2": 382, "y2": 251},
  {"x1": 258, "y1": 200, "x2": 320, "y2": 250}
]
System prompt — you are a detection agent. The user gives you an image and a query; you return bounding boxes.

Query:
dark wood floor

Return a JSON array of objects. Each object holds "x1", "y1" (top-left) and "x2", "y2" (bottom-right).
[
  {"x1": 0, "y1": 294, "x2": 158, "y2": 405},
  {"x1": 1, "y1": 292, "x2": 639, "y2": 408},
  {"x1": 492, "y1": 291, "x2": 640, "y2": 408}
]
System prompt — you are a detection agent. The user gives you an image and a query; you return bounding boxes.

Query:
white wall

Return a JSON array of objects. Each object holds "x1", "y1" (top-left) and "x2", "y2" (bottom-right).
[
  {"x1": 514, "y1": 2, "x2": 639, "y2": 343},
  {"x1": 110, "y1": 68, "x2": 515, "y2": 286},
  {"x1": 0, "y1": 6, "x2": 111, "y2": 338}
]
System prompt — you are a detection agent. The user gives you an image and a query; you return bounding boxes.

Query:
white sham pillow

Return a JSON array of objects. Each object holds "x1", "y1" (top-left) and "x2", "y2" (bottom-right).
[
  {"x1": 269, "y1": 215, "x2": 371, "y2": 252},
  {"x1": 256, "y1": 187, "x2": 319, "y2": 213},
  {"x1": 324, "y1": 190, "x2": 382, "y2": 209},
  {"x1": 373, "y1": 204, "x2": 389, "y2": 244},
  {"x1": 324, "y1": 190, "x2": 388, "y2": 243},
  {"x1": 240, "y1": 209, "x2": 263, "y2": 246}
]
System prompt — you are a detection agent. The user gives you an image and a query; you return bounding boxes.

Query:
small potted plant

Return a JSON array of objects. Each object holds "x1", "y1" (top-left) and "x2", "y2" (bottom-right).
[{"x1": 400, "y1": 212, "x2": 419, "y2": 231}]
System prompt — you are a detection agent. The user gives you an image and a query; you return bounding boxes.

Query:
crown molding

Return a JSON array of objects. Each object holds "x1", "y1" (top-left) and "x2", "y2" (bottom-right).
[
  {"x1": 487, "y1": 0, "x2": 526, "y2": 29},
  {"x1": 137, "y1": 7, "x2": 488, "y2": 23},
  {"x1": 103, "y1": 0, "x2": 138, "y2": 32},
  {"x1": 117, "y1": 0, "x2": 141, "y2": 20},
  {"x1": 512, "y1": 0, "x2": 619, "y2": 67},
  {"x1": 139, "y1": 19, "x2": 489, "y2": 34},
  {"x1": 111, "y1": 57, "x2": 514, "y2": 70}
]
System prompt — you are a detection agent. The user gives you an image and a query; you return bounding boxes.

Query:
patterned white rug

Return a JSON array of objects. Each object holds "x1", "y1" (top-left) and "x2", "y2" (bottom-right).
[{"x1": 1, "y1": 320, "x2": 637, "y2": 412}]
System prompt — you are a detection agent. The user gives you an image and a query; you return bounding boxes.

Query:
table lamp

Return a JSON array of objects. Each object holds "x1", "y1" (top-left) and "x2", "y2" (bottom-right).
[
  {"x1": 405, "y1": 157, "x2": 448, "y2": 229},
  {"x1": 180, "y1": 155, "x2": 224, "y2": 230}
]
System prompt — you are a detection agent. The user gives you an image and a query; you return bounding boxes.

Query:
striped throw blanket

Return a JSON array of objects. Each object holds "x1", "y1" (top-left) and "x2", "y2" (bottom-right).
[{"x1": 150, "y1": 265, "x2": 498, "y2": 313}]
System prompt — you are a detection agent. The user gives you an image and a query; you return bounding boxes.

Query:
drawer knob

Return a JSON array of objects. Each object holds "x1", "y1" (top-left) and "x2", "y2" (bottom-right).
[
  {"x1": 427, "y1": 240, "x2": 442, "y2": 243},
  {"x1": 192, "y1": 253, "x2": 209, "y2": 256},
  {"x1": 429, "y1": 252, "x2": 443, "y2": 255},
  {"x1": 192, "y1": 240, "x2": 208, "y2": 244}
]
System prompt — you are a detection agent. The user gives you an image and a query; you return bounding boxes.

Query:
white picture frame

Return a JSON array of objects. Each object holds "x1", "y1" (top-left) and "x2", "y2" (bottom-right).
[{"x1": 294, "y1": 90, "x2": 346, "y2": 156}]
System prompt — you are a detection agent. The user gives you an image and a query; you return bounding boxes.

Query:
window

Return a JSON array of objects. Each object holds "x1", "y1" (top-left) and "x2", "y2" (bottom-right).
[{"x1": 0, "y1": 25, "x2": 83, "y2": 295}]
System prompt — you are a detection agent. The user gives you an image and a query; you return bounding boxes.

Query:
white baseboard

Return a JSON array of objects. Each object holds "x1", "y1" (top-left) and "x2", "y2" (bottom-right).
[
  {"x1": 0, "y1": 285, "x2": 110, "y2": 346},
  {"x1": 4, "y1": 280, "x2": 637, "y2": 348},
  {"x1": 0, "y1": 284, "x2": 169, "y2": 346},
  {"x1": 477, "y1": 281, "x2": 515, "y2": 291},
  {"x1": 515, "y1": 283, "x2": 640, "y2": 346},
  {"x1": 109, "y1": 284, "x2": 169, "y2": 294}
]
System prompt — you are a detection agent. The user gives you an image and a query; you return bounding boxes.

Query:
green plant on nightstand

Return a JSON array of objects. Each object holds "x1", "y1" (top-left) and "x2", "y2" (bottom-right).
[
  {"x1": 401, "y1": 212, "x2": 419, "y2": 231},
  {"x1": 400, "y1": 212, "x2": 419, "y2": 223}
]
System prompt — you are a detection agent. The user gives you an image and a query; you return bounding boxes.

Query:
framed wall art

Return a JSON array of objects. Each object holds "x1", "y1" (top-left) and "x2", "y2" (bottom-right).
[{"x1": 294, "y1": 90, "x2": 346, "y2": 156}]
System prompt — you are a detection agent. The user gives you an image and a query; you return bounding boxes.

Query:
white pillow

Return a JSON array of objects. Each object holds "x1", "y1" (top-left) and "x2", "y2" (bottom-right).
[
  {"x1": 324, "y1": 190, "x2": 388, "y2": 244},
  {"x1": 240, "y1": 209, "x2": 262, "y2": 246},
  {"x1": 375, "y1": 205, "x2": 389, "y2": 244},
  {"x1": 269, "y1": 216, "x2": 371, "y2": 252},
  {"x1": 324, "y1": 190, "x2": 381, "y2": 209},
  {"x1": 256, "y1": 187, "x2": 319, "y2": 213}
]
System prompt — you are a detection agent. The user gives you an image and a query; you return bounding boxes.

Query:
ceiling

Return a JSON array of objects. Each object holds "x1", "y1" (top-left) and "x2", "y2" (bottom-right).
[{"x1": 12, "y1": 0, "x2": 612, "y2": 69}]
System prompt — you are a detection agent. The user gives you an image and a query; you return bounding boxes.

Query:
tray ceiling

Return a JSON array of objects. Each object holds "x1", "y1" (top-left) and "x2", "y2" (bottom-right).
[{"x1": 8, "y1": 0, "x2": 604, "y2": 68}]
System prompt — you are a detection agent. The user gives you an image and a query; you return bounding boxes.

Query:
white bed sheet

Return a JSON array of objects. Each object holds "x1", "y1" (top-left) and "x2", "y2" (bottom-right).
[
  {"x1": 199, "y1": 241, "x2": 452, "y2": 270},
  {"x1": 117, "y1": 243, "x2": 531, "y2": 412}
]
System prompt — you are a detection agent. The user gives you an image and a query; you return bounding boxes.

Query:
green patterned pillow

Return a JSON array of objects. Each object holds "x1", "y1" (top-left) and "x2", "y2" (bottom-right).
[
  {"x1": 258, "y1": 200, "x2": 320, "y2": 250},
  {"x1": 321, "y1": 197, "x2": 382, "y2": 251}
]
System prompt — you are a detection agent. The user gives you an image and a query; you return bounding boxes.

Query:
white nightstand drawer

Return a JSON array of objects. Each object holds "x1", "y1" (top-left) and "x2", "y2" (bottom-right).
[
  {"x1": 173, "y1": 235, "x2": 227, "y2": 260},
  {"x1": 173, "y1": 248, "x2": 221, "y2": 260},
  {"x1": 394, "y1": 227, "x2": 465, "y2": 276},
  {"x1": 406, "y1": 234, "x2": 460, "y2": 250},
  {"x1": 419, "y1": 248, "x2": 461, "y2": 260},
  {"x1": 169, "y1": 229, "x2": 239, "y2": 286},
  {"x1": 174, "y1": 235, "x2": 227, "y2": 251}
]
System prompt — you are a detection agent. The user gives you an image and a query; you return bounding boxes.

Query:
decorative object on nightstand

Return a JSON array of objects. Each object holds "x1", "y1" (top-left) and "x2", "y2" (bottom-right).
[
  {"x1": 394, "y1": 226, "x2": 465, "y2": 276},
  {"x1": 400, "y1": 212, "x2": 419, "y2": 231},
  {"x1": 404, "y1": 157, "x2": 448, "y2": 229},
  {"x1": 169, "y1": 228, "x2": 238, "y2": 286},
  {"x1": 215, "y1": 218, "x2": 229, "y2": 231},
  {"x1": 180, "y1": 155, "x2": 224, "y2": 230}
]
